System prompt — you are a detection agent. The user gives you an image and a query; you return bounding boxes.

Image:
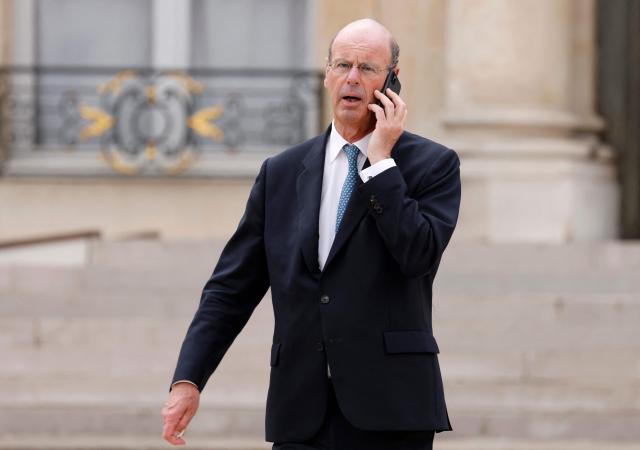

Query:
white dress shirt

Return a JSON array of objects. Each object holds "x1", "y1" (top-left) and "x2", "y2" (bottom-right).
[{"x1": 318, "y1": 122, "x2": 396, "y2": 271}]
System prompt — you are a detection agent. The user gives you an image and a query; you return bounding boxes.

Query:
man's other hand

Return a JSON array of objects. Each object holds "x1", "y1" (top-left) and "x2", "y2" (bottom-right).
[{"x1": 161, "y1": 382, "x2": 200, "y2": 445}]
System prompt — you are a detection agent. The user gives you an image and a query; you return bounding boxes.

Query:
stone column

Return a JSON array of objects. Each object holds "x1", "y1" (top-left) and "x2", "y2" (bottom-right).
[
  {"x1": 0, "y1": 0, "x2": 11, "y2": 63},
  {"x1": 443, "y1": 0, "x2": 618, "y2": 242},
  {"x1": 0, "y1": 0, "x2": 12, "y2": 169},
  {"x1": 8, "y1": 0, "x2": 36, "y2": 158},
  {"x1": 152, "y1": 0, "x2": 191, "y2": 70}
]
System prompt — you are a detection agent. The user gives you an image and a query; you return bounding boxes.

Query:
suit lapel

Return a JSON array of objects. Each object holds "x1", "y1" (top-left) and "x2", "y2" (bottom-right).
[{"x1": 297, "y1": 128, "x2": 330, "y2": 275}]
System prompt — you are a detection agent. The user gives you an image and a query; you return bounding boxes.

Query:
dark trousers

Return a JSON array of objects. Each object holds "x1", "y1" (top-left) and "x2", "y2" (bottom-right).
[{"x1": 272, "y1": 381, "x2": 435, "y2": 450}]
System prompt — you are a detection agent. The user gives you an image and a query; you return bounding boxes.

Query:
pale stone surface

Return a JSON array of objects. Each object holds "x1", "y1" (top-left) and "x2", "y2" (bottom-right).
[
  {"x1": 0, "y1": 239, "x2": 90, "y2": 266},
  {"x1": 0, "y1": 0, "x2": 12, "y2": 64},
  {"x1": 1, "y1": 0, "x2": 622, "y2": 244},
  {"x1": 441, "y1": 0, "x2": 616, "y2": 242},
  {"x1": 10, "y1": 265, "x2": 82, "y2": 296},
  {"x1": 2, "y1": 240, "x2": 640, "y2": 443},
  {"x1": 0, "y1": 265, "x2": 11, "y2": 292},
  {"x1": 0, "y1": 178, "x2": 251, "y2": 241},
  {"x1": 440, "y1": 241, "x2": 640, "y2": 272},
  {"x1": 1, "y1": 436, "x2": 639, "y2": 450},
  {"x1": 151, "y1": 0, "x2": 190, "y2": 70},
  {"x1": 445, "y1": 0, "x2": 572, "y2": 114}
]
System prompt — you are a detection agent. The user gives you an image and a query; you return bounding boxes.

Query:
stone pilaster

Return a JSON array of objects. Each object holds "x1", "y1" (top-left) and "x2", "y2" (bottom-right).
[
  {"x1": 9, "y1": 0, "x2": 36, "y2": 156},
  {"x1": 443, "y1": 0, "x2": 617, "y2": 242},
  {"x1": 0, "y1": 0, "x2": 12, "y2": 64},
  {"x1": 0, "y1": 0, "x2": 13, "y2": 170},
  {"x1": 152, "y1": 0, "x2": 191, "y2": 70}
]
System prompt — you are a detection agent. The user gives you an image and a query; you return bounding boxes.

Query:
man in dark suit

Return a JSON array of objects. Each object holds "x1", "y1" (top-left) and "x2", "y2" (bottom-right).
[{"x1": 162, "y1": 18, "x2": 460, "y2": 450}]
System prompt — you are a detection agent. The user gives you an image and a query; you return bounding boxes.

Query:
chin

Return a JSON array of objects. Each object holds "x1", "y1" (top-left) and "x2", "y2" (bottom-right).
[{"x1": 336, "y1": 109, "x2": 366, "y2": 124}]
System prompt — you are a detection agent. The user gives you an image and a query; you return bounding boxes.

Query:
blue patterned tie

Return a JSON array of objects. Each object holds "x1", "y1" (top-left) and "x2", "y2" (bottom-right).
[{"x1": 336, "y1": 144, "x2": 360, "y2": 232}]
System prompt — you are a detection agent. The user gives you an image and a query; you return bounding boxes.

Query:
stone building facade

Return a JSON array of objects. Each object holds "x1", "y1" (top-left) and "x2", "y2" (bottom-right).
[{"x1": 0, "y1": 0, "x2": 637, "y2": 243}]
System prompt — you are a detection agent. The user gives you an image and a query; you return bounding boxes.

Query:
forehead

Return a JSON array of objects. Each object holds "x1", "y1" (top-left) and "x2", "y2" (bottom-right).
[{"x1": 331, "y1": 28, "x2": 391, "y2": 63}]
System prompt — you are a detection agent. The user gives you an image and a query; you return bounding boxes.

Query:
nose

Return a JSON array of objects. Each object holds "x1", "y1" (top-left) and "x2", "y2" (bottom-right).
[{"x1": 346, "y1": 65, "x2": 361, "y2": 84}]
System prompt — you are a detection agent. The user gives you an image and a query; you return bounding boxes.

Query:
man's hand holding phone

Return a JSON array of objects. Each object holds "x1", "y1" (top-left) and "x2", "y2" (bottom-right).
[{"x1": 367, "y1": 86, "x2": 407, "y2": 165}]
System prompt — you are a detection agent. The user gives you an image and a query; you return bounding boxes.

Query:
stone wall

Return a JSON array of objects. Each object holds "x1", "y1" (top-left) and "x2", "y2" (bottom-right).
[
  {"x1": 314, "y1": 0, "x2": 619, "y2": 243},
  {"x1": 0, "y1": 0, "x2": 622, "y2": 243}
]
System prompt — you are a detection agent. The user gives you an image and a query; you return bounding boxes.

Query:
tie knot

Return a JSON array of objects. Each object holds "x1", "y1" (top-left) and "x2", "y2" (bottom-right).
[{"x1": 342, "y1": 144, "x2": 360, "y2": 166}]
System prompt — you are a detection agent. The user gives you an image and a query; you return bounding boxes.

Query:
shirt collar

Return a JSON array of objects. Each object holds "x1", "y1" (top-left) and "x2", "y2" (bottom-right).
[{"x1": 327, "y1": 121, "x2": 373, "y2": 164}]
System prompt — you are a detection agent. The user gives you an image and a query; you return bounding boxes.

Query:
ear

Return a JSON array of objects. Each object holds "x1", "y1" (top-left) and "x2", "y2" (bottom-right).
[
  {"x1": 324, "y1": 66, "x2": 330, "y2": 88},
  {"x1": 394, "y1": 67, "x2": 400, "y2": 77}
]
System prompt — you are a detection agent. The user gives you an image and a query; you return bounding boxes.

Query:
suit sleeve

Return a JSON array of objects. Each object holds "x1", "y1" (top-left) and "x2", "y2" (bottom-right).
[
  {"x1": 358, "y1": 147, "x2": 461, "y2": 278},
  {"x1": 171, "y1": 159, "x2": 270, "y2": 391}
]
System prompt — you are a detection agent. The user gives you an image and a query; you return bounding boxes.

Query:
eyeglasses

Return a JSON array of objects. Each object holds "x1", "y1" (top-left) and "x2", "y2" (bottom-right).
[{"x1": 327, "y1": 59, "x2": 392, "y2": 78}]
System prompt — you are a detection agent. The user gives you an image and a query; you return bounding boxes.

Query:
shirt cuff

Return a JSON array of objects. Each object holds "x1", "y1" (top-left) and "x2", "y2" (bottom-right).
[
  {"x1": 360, "y1": 158, "x2": 396, "y2": 182},
  {"x1": 171, "y1": 380, "x2": 199, "y2": 391}
]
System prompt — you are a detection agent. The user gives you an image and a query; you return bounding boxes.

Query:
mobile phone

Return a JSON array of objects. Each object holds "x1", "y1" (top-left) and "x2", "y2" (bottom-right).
[{"x1": 376, "y1": 68, "x2": 401, "y2": 107}]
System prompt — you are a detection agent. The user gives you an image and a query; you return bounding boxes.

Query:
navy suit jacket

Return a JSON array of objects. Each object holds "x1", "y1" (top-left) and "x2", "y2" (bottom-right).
[{"x1": 172, "y1": 126, "x2": 461, "y2": 443}]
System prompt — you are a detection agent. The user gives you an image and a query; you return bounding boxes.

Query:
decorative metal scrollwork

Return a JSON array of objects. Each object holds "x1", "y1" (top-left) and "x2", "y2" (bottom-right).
[
  {"x1": 62, "y1": 71, "x2": 224, "y2": 175},
  {"x1": 2, "y1": 66, "x2": 323, "y2": 176}
]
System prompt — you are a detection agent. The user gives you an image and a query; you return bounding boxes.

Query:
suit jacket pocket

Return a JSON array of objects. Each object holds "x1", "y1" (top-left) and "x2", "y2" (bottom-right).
[
  {"x1": 383, "y1": 330, "x2": 440, "y2": 354},
  {"x1": 270, "y1": 343, "x2": 281, "y2": 367}
]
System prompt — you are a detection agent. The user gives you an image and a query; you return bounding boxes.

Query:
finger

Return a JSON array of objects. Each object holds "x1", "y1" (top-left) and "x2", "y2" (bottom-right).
[
  {"x1": 385, "y1": 88, "x2": 404, "y2": 107},
  {"x1": 162, "y1": 419, "x2": 186, "y2": 445},
  {"x1": 162, "y1": 404, "x2": 187, "y2": 442},
  {"x1": 373, "y1": 89, "x2": 394, "y2": 117},
  {"x1": 385, "y1": 89, "x2": 406, "y2": 118},
  {"x1": 368, "y1": 103, "x2": 387, "y2": 122},
  {"x1": 176, "y1": 407, "x2": 196, "y2": 435},
  {"x1": 373, "y1": 89, "x2": 394, "y2": 110}
]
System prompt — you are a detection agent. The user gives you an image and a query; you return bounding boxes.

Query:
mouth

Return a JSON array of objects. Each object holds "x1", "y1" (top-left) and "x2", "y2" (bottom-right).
[{"x1": 341, "y1": 95, "x2": 362, "y2": 105}]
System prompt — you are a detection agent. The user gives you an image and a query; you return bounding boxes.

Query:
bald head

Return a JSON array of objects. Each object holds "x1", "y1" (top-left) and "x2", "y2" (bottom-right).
[{"x1": 328, "y1": 19, "x2": 399, "y2": 68}]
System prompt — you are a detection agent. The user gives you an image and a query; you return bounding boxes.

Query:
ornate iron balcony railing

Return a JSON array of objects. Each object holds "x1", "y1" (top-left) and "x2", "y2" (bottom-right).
[{"x1": 0, "y1": 65, "x2": 325, "y2": 176}]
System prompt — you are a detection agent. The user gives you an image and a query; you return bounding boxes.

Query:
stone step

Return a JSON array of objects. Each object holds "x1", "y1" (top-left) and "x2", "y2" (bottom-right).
[
  {"x1": 1, "y1": 347, "x2": 637, "y2": 392},
  {"x1": 0, "y1": 435, "x2": 272, "y2": 450},
  {"x1": 439, "y1": 350, "x2": 640, "y2": 387},
  {"x1": 0, "y1": 265, "x2": 210, "y2": 296},
  {"x1": 2, "y1": 436, "x2": 638, "y2": 450},
  {"x1": 3, "y1": 262, "x2": 640, "y2": 295},
  {"x1": 441, "y1": 241, "x2": 640, "y2": 273},
  {"x1": 2, "y1": 375, "x2": 636, "y2": 415},
  {"x1": 1, "y1": 299, "x2": 638, "y2": 382},
  {"x1": 2, "y1": 241, "x2": 640, "y2": 444},
  {"x1": 85, "y1": 240, "x2": 640, "y2": 273},
  {"x1": 86, "y1": 239, "x2": 225, "y2": 271},
  {"x1": 446, "y1": 410, "x2": 640, "y2": 442},
  {"x1": 1, "y1": 400, "x2": 640, "y2": 442},
  {"x1": 0, "y1": 402, "x2": 266, "y2": 439},
  {"x1": 0, "y1": 310, "x2": 274, "y2": 378},
  {"x1": 0, "y1": 288, "x2": 216, "y2": 317},
  {"x1": 2, "y1": 295, "x2": 637, "y2": 353},
  {"x1": 4, "y1": 241, "x2": 640, "y2": 298},
  {"x1": 433, "y1": 294, "x2": 640, "y2": 352},
  {"x1": 434, "y1": 271, "x2": 640, "y2": 296},
  {"x1": 2, "y1": 289, "x2": 638, "y2": 323},
  {"x1": 4, "y1": 239, "x2": 640, "y2": 280}
]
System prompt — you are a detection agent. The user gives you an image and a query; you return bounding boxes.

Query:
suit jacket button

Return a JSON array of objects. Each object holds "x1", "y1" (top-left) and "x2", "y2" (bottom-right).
[
  {"x1": 375, "y1": 205, "x2": 383, "y2": 214},
  {"x1": 320, "y1": 295, "x2": 330, "y2": 304},
  {"x1": 316, "y1": 342, "x2": 324, "y2": 351}
]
